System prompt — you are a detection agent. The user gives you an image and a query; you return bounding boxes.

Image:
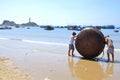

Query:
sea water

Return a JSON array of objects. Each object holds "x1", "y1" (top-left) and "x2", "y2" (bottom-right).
[{"x1": 0, "y1": 27, "x2": 120, "y2": 54}]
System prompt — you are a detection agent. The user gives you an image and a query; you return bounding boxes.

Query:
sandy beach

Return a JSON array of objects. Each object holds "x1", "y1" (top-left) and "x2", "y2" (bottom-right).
[
  {"x1": 0, "y1": 57, "x2": 34, "y2": 80},
  {"x1": 0, "y1": 39, "x2": 120, "y2": 80}
]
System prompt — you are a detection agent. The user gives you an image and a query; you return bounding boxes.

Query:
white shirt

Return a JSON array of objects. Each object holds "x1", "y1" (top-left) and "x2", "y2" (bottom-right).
[{"x1": 69, "y1": 36, "x2": 76, "y2": 44}]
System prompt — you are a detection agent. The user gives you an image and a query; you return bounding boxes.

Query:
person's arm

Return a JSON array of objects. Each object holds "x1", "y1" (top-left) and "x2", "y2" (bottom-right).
[
  {"x1": 108, "y1": 39, "x2": 112, "y2": 47},
  {"x1": 73, "y1": 36, "x2": 77, "y2": 40}
]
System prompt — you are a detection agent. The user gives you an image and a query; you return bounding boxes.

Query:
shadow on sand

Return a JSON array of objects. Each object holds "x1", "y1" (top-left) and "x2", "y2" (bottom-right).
[{"x1": 73, "y1": 55, "x2": 120, "y2": 64}]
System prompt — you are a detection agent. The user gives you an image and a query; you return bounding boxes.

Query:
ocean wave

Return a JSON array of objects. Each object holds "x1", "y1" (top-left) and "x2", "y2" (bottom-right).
[
  {"x1": 0, "y1": 37, "x2": 22, "y2": 41},
  {"x1": 10, "y1": 38, "x2": 22, "y2": 41},
  {"x1": 0, "y1": 37, "x2": 68, "y2": 46},
  {"x1": 0, "y1": 37, "x2": 9, "y2": 40},
  {"x1": 0, "y1": 37, "x2": 120, "y2": 50},
  {"x1": 115, "y1": 48, "x2": 120, "y2": 52},
  {"x1": 22, "y1": 39, "x2": 68, "y2": 46},
  {"x1": 103, "y1": 47, "x2": 120, "y2": 52}
]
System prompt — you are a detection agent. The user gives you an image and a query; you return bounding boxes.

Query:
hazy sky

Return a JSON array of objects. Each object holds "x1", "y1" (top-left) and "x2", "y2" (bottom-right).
[{"x1": 0, "y1": 0, "x2": 120, "y2": 26}]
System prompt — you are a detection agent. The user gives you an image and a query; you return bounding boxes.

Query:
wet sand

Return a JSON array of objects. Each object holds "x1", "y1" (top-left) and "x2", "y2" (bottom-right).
[
  {"x1": 0, "y1": 39, "x2": 120, "y2": 80},
  {"x1": 0, "y1": 58, "x2": 34, "y2": 80}
]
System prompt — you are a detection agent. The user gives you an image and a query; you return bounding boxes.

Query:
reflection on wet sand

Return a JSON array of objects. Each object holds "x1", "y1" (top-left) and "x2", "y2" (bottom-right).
[
  {"x1": 68, "y1": 56, "x2": 114, "y2": 80},
  {"x1": 104, "y1": 63, "x2": 114, "y2": 79}
]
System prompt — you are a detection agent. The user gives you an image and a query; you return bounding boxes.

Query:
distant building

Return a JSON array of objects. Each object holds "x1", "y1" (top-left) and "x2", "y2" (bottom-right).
[{"x1": 29, "y1": 17, "x2": 31, "y2": 23}]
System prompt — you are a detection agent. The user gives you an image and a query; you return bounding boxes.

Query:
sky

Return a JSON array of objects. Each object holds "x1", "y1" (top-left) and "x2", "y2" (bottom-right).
[{"x1": 0, "y1": 0, "x2": 120, "y2": 26}]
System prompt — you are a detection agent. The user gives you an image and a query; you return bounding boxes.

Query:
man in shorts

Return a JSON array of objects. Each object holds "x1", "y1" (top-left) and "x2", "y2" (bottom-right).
[{"x1": 105, "y1": 35, "x2": 114, "y2": 63}]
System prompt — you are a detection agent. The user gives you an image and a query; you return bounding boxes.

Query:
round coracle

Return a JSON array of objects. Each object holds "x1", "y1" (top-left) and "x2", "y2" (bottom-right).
[{"x1": 75, "y1": 28, "x2": 105, "y2": 58}]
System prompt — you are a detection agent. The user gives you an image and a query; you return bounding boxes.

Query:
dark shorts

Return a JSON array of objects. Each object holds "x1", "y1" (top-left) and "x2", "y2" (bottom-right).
[
  {"x1": 107, "y1": 47, "x2": 114, "y2": 54},
  {"x1": 69, "y1": 44, "x2": 74, "y2": 50}
]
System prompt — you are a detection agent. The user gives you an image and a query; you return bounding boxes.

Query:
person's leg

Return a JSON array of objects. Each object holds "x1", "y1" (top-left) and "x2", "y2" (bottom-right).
[
  {"x1": 68, "y1": 44, "x2": 71, "y2": 56},
  {"x1": 72, "y1": 45, "x2": 75, "y2": 56},
  {"x1": 111, "y1": 48, "x2": 114, "y2": 63},
  {"x1": 111, "y1": 53, "x2": 114, "y2": 63},
  {"x1": 72, "y1": 49, "x2": 74, "y2": 56},
  {"x1": 68, "y1": 49, "x2": 70, "y2": 56},
  {"x1": 107, "y1": 53, "x2": 110, "y2": 62}
]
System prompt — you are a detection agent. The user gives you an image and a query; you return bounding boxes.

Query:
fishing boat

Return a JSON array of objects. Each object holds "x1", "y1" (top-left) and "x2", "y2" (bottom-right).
[
  {"x1": 114, "y1": 29, "x2": 119, "y2": 32},
  {"x1": 67, "y1": 25, "x2": 77, "y2": 30},
  {"x1": 44, "y1": 26, "x2": 54, "y2": 30},
  {"x1": 0, "y1": 26, "x2": 12, "y2": 29}
]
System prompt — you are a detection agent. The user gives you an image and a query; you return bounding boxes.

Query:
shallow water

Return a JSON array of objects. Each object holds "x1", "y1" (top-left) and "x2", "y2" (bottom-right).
[
  {"x1": 0, "y1": 39, "x2": 120, "y2": 80},
  {"x1": 0, "y1": 27, "x2": 120, "y2": 48}
]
